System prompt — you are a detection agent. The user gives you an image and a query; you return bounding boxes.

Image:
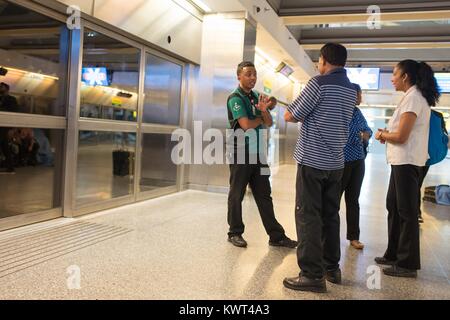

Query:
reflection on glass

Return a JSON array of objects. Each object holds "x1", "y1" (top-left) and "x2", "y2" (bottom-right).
[
  {"x1": 360, "y1": 107, "x2": 395, "y2": 155},
  {"x1": 0, "y1": 0, "x2": 69, "y2": 116},
  {"x1": 0, "y1": 127, "x2": 64, "y2": 217},
  {"x1": 140, "y1": 134, "x2": 177, "y2": 192},
  {"x1": 76, "y1": 131, "x2": 136, "y2": 206},
  {"x1": 80, "y1": 29, "x2": 140, "y2": 121},
  {"x1": 143, "y1": 54, "x2": 182, "y2": 125}
]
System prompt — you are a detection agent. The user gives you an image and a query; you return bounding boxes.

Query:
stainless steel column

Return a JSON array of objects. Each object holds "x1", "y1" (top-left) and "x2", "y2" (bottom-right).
[{"x1": 187, "y1": 12, "x2": 257, "y2": 192}]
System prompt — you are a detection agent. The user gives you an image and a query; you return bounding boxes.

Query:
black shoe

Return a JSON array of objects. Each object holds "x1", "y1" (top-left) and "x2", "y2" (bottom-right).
[
  {"x1": 374, "y1": 256, "x2": 395, "y2": 266},
  {"x1": 283, "y1": 274, "x2": 327, "y2": 293},
  {"x1": 383, "y1": 265, "x2": 417, "y2": 278},
  {"x1": 325, "y1": 268, "x2": 342, "y2": 284},
  {"x1": 228, "y1": 235, "x2": 247, "y2": 248},
  {"x1": 418, "y1": 215, "x2": 424, "y2": 223},
  {"x1": 269, "y1": 237, "x2": 298, "y2": 248}
]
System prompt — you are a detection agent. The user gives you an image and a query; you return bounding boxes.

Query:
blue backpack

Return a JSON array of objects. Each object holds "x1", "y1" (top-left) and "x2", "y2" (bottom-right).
[{"x1": 426, "y1": 110, "x2": 449, "y2": 166}]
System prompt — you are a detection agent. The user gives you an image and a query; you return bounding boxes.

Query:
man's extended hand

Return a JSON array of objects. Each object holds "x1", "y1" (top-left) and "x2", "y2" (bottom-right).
[{"x1": 256, "y1": 94, "x2": 271, "y2": 112}]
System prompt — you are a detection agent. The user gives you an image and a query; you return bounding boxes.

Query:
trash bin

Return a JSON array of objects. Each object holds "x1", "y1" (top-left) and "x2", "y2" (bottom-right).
[{"x1": 112, "y1": 149, "x2": 134, "y2": 177}]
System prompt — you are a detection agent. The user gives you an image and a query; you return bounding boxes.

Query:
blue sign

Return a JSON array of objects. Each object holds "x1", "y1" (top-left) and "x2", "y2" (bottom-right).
[{"x1": 82, "y1": 67, "x2": 109, "y2": 86}]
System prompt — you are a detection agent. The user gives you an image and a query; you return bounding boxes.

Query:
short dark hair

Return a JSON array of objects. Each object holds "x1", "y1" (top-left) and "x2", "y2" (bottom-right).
[
  {"x1": 237, "y1": 61, "x2": 255, "y2": 75},
  {"x1": 320, "y1": 43, "x2": 347, "y2": 67},
  {"x1": 0, "y1": 82, "x2": 9, "y2": 90}
]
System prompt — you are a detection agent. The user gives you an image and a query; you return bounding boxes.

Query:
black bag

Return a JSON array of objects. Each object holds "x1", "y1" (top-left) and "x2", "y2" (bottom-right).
[{"x1": 113, "y1": 150, "x2": 131, "y2": 176}]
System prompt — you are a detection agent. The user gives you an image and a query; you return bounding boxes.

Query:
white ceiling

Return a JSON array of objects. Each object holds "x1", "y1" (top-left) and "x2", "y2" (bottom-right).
[{"x1": 198, "y1": 0, "x2": 244, "y2": 13}]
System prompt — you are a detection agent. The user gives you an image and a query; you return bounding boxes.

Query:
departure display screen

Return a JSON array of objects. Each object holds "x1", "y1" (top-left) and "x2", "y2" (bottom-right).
[
  {"x1": 82, "y1": 67, "x2": 109, "y2": 86},
  {"x1": 435, "y1": 73, "x2": 450, "y2": 93},
  {"x1": 345, "y1": 67, "x2": 380, "y2": 90}
]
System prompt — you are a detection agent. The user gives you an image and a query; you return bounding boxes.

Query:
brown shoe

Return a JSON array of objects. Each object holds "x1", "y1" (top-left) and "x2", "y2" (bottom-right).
[{"x1": 350, "y1": 240, "x2": 364, "y2": 250}]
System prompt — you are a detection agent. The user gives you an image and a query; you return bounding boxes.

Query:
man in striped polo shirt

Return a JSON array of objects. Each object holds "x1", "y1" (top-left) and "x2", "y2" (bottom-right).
[{"x1": 282, "y1": 43, "x2": 356, "y2": 293}]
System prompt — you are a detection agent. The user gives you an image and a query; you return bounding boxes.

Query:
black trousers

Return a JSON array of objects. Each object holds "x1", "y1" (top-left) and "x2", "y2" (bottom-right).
[
  {"x1": 384, "y1": 165, "x2": 421, "y2": 270},
  {"x1": 340, "y1": 159, "x2": 365, "y2": 241},
  {"x1": 0, "y1": 128, "x2": 13, "y2": 170},
  {"x1": 418, "y1": 166, "x2": 429, "y2": 217},
  {"x1": 295, "y1": 165, "x2": 343, "y2": 279},
  {"x1": 227, "y1": 162, "x2": 285, "y2": 241}
]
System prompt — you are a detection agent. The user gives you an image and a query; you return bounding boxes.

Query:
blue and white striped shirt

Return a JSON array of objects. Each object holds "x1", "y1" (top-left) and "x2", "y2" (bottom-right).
[
  {"x1": 287, "y1": 68, "x2": 356, "y2": 170},
  {"x1": 344, "y1": 107, "x2": 373, "y2": 162}
]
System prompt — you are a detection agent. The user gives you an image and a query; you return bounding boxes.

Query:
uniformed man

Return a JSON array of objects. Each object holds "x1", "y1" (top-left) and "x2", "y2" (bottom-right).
[{"x1": 226, "y1": 61, "x2": 298, "y2": 249}]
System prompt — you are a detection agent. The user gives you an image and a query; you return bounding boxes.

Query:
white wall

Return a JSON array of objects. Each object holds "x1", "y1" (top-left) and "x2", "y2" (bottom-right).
[{"x1": 238, "y1": 0, "x2": 317, "y2": 82}]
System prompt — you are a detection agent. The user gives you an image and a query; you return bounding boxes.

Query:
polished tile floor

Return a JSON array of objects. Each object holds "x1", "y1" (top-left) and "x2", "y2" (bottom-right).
[{"x1": 0, "y1": 154, "x2": 449, "y2": 299}]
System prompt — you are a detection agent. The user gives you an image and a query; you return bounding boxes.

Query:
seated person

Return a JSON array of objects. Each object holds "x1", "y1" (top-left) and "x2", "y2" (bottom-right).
[
  {"x1": 0, "y1": 127, "x2": 19, "y2": 172},
  {"x1": 0, "y1": 83, "x2": 20, "y2": 172},
  {"x1": 33, "y1": 129, "x2": 54, "y2": 166},
  {"x1": 0, "y1": 82, "x2": 18, "y2": 112},
  {"x1": 18, "y1": 128, "x2": 40, "y2": 166}
]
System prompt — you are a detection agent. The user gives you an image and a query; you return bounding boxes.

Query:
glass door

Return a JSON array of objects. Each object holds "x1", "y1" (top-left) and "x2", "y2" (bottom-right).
[
  {"x1": 136, "y1": 51, "x2": 184, "y2": 200},
  {"x1": 0, "y1": 0, "x2": 69, "y2": 230}
]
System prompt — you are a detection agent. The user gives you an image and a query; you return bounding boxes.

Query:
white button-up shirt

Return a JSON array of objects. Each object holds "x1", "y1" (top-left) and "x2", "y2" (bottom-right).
[{"x1": 386, "y1": 85, "x2": 431, "y2": 166}]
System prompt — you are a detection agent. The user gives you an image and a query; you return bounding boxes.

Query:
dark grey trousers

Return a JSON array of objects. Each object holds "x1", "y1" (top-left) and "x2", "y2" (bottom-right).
[{"x1": 295, "y1": 165, "x2": 343, "y2": 279}]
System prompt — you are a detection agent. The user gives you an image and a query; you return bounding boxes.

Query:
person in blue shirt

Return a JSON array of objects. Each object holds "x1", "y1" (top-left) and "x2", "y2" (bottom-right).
[
  {"x1": 340, "y1": 84, "x2": 372, "y2": 250},
  {"x1": 283, "y1": 43, "x2": 356, "y2": 293}
]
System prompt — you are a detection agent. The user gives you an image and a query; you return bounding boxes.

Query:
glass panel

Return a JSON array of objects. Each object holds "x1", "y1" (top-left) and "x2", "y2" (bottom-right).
[
  {"x1": 140, "y1": 133, "x2": 177, "y2": 192},
  {"x1": 0, "y1": 127, "x2": 64, "y2": 217},
  {"x1": 360, "y1": 107, "x2": 393, "y2": 155},
  {"x1": 80, "y1": 29, "x2": 140, "y2": 121},
  {"x1": 0, "y1": 0, "x2": 69, "y2": 116},
  {"x1": 143, "y1": 54, "x2": 182, "y2": 125},
  {"x1": 76, "y1": 131, "x2": 136, "y2": 206}
]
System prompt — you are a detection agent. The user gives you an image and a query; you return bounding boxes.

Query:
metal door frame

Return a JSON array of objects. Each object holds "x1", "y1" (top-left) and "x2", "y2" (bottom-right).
[{"x1": 0, "y1": 0, "x2": 71, "y2": 230}]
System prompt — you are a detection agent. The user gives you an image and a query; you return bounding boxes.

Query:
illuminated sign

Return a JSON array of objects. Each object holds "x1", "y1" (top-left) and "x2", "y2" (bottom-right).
[
  {"x1": 82, "y1": 67, "x2": 109, "y2": 86},
  {"x1": 112, "y1": 97, "x2": 122, "y2": 107},
  {"x1": 263, "y1": 79, "x2": 273, "y2": 94},
  {"x1": 275, "y1": 62, "x2": 294, "y2": 77},
  {"x1": 435, "y1": 73, "x2": 450, "y2": 93},
  {"x1": 345, "y1": 67, "x2": 380, "y2": 90}
]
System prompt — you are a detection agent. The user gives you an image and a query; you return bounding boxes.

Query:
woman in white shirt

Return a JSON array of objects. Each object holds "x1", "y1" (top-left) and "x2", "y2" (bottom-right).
[{"x1": 374, "y1": 60, "x2": 440, "y2": 278}]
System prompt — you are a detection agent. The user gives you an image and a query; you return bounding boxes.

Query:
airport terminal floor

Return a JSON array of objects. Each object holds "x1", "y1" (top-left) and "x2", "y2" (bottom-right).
[
  {"x1": 1, "y1": 0, "x2": 450, "y2": 305},
  {"x1": 0, "y1": 154, "x2": 449, "y2": 300}
]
